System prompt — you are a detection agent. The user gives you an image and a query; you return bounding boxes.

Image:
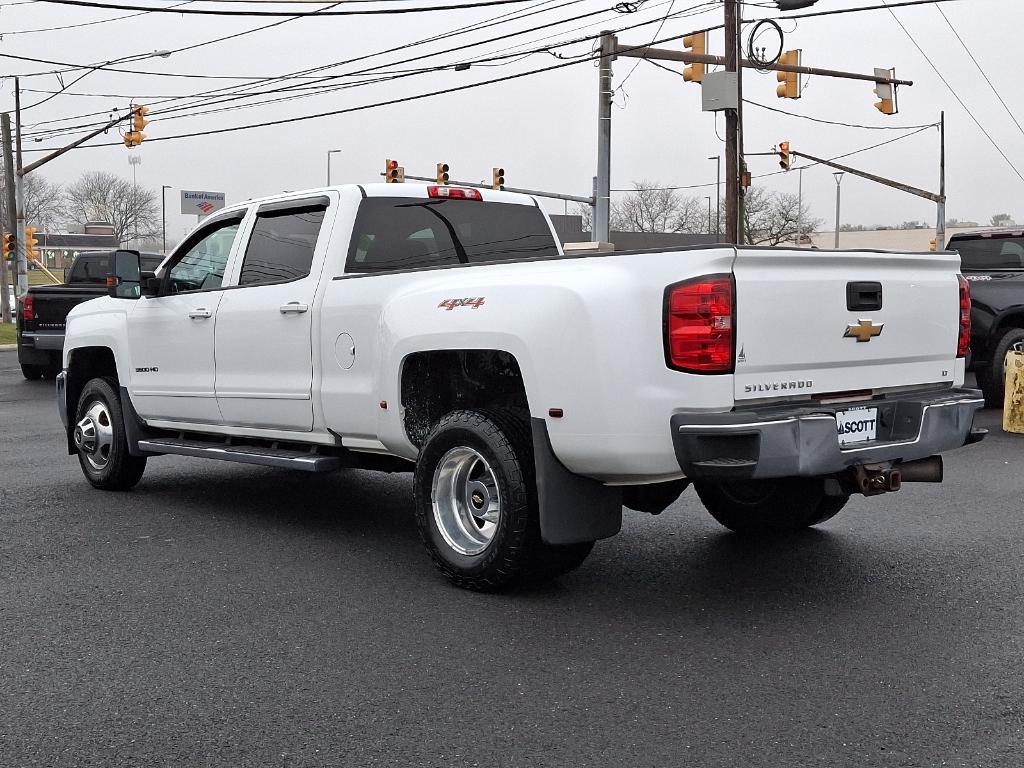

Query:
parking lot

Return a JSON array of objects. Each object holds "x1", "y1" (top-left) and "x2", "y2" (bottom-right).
[{"x1": 1, "y1": 349, "x2": 1022, "y2": 767}]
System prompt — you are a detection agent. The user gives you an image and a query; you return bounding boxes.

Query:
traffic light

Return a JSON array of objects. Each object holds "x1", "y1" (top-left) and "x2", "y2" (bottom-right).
[
  {"x1": 385, "y1": 158, "x2": 404, "y2": 183},
  {"x1": 491, "y1": 167, "x2": 505, "y2": 191},
  {"x1": 776, "y1": 50, "x2": 801, "y2": 99},
  {"x1": 682, "y1": 32, "x2": 707, "y2": 84},
  {"x1": 436, "y1": 162, "x2": 450, "y2": 185},
  {"x1": 873, "y1": 68, "x2": 898, "y2": 115},
  {"x1": 2, "y1": 232, "x2": 13, "y2": 262},
  {"x1": 123, "y1": 103, "x2": 149, "y2": 148},
  {"x1": 24, "y1": 226, "x2": 39, "y2": 260},
  {"x1": 778, "y1": 141, "x2": 791, "y2": 171}
]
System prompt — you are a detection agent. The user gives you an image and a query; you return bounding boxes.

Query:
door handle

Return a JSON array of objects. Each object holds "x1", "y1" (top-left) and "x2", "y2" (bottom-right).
[
  {"x1": 188, "y1": 308, "x2": 212, "y2": 319},
  {"x1": 279, "y1": 302, "x2": 309, "y2": 314}
]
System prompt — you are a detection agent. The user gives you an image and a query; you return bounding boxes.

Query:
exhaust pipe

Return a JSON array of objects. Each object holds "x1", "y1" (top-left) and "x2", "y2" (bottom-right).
[{"x1": 897, "y1": 455, "x2": 944, "y2": 484}]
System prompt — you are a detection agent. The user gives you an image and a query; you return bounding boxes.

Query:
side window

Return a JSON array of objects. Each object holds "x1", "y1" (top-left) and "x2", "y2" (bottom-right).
[
  {"x1": 167, "y1": 221, "x2": 240, "y2": 293},
  {"x1": 238, "y1": 205, "x2": 326, "y2": 286}
]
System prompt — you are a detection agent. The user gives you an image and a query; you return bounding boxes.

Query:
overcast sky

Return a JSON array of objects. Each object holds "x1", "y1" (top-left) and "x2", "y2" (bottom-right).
[{"x1": 0, "y1": 0, "x2": 1020, "y2": 242}]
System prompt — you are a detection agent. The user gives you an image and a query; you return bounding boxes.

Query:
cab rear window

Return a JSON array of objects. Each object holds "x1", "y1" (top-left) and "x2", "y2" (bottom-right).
[
  {"x1": 950, "y1": 235, "x2": 1024, "y2": 270},
  {"x1": 346, "y1": 197, "x2": 559, "y2": 273}
]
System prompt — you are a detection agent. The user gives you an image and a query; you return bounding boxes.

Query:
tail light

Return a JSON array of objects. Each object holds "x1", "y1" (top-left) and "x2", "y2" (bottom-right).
[
  {"x1": 957, "y1": 274, "x2": 970, "y2": 358},
  {"x1": 21, "y1": 293, "x2": 34, "y2": 323},
  {"x1": 664, "y1": 275, "x2": 735, "y2": 373},
  {"x1": 427, "y1": 186, "x2": 482, "y2": 201}
]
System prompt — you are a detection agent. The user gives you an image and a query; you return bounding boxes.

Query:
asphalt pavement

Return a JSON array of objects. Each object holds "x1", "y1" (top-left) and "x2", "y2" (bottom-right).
[{"x1": 1, "y1": 349, "x2": 1022, "y2": 767}]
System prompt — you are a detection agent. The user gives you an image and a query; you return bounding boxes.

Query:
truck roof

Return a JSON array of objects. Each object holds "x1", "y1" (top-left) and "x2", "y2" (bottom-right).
[{"x1": 234, "y1": 183, "x2": 539, "y2": 212}]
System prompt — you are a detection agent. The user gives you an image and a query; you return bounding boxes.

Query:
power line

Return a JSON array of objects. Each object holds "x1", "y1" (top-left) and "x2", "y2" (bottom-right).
[
  {"x1": 881, "y1": 0, "x2": 1024, "y2": 184},
  {"x1": 41, "y1": 0, "x2": 538, "y2": 15},
  {"x1": 19, "y1": 24, "x2": 723, "y2": 150},
  {"x1": 23, "y1": 0, "x2": 703, "y2": 139},
  {"x1": 935, "y1": 4, "x2": 1024, "y2": 139},
  {"x1": 745, "y1": 99, "x2": 938, "y2": 131},
  {"x1": 612, "y1": 126, "x2": 934, "y2": 191},
  {"x1": 0, "y1": 0, "x2": 194, "y2": 35}
]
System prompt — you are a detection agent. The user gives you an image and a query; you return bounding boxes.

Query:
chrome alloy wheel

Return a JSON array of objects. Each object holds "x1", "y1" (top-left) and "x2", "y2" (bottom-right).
[
  {"x1": 74, "y1": 400, "x2": 114, "y2": 471},
  {"x1": 431, "y1": 446, "x2": 502, "y2": 556}
]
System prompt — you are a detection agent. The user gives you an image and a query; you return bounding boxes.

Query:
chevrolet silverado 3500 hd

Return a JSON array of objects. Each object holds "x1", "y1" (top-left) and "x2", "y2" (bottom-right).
[{"x1": 56, "y1": 183, "x2": 985, "y2": 590}]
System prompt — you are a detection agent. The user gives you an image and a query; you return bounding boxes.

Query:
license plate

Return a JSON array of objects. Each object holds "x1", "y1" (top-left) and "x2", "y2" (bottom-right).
[{"x1": 835, "y1": 407, "x2": 878, "y2": 446}]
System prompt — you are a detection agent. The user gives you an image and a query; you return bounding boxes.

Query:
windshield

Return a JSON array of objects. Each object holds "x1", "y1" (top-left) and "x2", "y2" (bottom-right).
[{"x1": 950, "y1": 235, "x2": 1024, "y2": 271}]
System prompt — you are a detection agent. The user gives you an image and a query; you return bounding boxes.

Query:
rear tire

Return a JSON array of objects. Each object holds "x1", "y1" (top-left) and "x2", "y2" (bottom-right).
[
  {"x1": 73, "y1": 377, "x2": 147, "y2": 491},
  {"x1": 21, "y1": 363, "x2": 43, "y2": 380},
  {"x1": 977, "y1": 328, "x2": 1024, "y2": 408},
  {"x1": 413, "y1": 408, "x2": 593, "y2": 592},
  {"x1": 694, "y1": 478, "x2": 848, "y2": 535}
]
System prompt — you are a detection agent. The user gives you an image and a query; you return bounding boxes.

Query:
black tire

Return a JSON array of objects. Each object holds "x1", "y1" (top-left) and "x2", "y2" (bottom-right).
[
  {"x1": 977, "y1": 328, "x2": 1024, "y2": 408},
  {"x1": 694, "y1": 477, "x2": 849, "y2": 535},
  {"x1": 21, "y1": 363, "x2": 44, "y2": 380},
  {"x1": 73, "y1": 377, "x2": 147, "y2": 491},
  {"x1": 413, "y1": 409, "x2": 593, "y2": 592}
]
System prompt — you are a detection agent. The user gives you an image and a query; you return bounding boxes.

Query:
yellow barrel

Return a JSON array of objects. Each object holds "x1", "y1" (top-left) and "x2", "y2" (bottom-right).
[{"x1": 1004, "y1": 350, "x2": 1024, "y2": 434}]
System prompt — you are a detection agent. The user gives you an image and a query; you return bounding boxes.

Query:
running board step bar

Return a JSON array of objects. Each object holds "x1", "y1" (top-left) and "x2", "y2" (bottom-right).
[{"x1": 137, "y1": 437, "x2": 344, "y2": 472}]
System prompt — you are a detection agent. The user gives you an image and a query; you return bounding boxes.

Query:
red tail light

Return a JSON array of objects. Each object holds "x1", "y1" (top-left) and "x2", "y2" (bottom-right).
[
  {"x1": 664, "y1": 275, "x2": 735, "y2": 373},
  {"x1": 427, "y1": 186, "x2": 482, "y2": 201},
  {"x1": 21, "y1": 293, "x2": 34, "y2": 322},
  {"x1": 957, "y1": 274, "x2": 970, "y2": 358}
]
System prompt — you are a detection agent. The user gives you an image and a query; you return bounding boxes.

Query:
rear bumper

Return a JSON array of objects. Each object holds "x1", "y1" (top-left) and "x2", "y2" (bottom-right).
[
  {"x1": 18, "y1": 331, "x2": 64, "y2": 366},
  {"x1": 671, "y1": 388, "x2": 986, "y2": 481}
]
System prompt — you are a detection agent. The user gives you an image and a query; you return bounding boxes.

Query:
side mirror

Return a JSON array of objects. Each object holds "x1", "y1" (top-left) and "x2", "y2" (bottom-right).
[
  {"x1": 106, "y1": 249, "x2": 143, "y2": 299},
  {"x1": 141, "y1": 272, "x2": 161, "y2": 297}
]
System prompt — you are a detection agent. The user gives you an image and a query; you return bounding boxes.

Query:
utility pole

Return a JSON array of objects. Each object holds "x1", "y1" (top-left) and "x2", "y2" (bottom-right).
[
  {"x1": 708, "y1": 155, "x2": 721, "y2": 240},
  {"x1": 0, "y1": 115, "x2": 13, "y2": 323},
  {"x1": 936, "y1": 111, "x2": 946, "y2": 249},
  {"x1": 833, "y1": 172, "x2": 845, "y2": 249},
  {"x1": 13, "y1": 79, "x2": 27, "y2": 300},
  {"x1": 724, "y1": 0, "x2": 743, "y2": 245},
  {"x1": 594, "y1": 31, "x2": 615, "y2": 244}
]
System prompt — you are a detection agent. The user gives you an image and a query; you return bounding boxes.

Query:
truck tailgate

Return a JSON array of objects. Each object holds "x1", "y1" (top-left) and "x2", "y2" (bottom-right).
[
  {"x1": 29, "y1": 287, "x2": 102, "y2": 331},
  {"x1": 732, "y1": 249, "x2": 961, "y2": 401}
]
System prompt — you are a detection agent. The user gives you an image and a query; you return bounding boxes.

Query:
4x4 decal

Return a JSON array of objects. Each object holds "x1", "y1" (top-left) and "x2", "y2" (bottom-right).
[{"x1": 438, "y1": 297, "x2": 486, "y2": 311}]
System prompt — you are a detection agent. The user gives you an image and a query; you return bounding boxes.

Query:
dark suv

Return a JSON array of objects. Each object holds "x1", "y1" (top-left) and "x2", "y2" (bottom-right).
[{"x1": 948, "y1": 229, "x2": 1024, "y2": 406}]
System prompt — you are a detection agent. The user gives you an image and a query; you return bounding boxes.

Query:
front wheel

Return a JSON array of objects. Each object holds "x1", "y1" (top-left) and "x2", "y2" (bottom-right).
[
  {"x1": 694, "y1": 478, "x2": 849, "y2": 535},
  {"x1": 413, "y1": 409, "x2": 593, "y2": 592},
  {"x1": 73, "y1": 377, "x2": 147, "y2": 491}
]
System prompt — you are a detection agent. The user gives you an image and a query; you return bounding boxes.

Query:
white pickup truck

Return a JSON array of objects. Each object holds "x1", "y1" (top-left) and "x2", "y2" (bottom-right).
[{"x1": 57, "y1": 183, "x2": 985, "y2": 591}]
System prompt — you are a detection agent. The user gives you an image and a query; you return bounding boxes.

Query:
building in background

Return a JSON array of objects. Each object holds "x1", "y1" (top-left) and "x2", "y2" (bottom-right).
[{"x1": 33, "y1": 222, "x2": 118, "y2": 270}]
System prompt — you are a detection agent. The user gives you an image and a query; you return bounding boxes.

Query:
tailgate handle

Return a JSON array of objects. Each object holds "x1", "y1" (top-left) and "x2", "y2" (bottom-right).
[{"x1": 847, "y1": 282, "x2": 882, "y2": 312}]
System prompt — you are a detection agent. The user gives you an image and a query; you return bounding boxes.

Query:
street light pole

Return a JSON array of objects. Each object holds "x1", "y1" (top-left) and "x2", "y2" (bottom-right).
[
  {"x1": 327, "y1": 149, "x2": 342, "y2": 185},
  {"x1": 833, "y1": 171, "x2": 845, "y2": 249},
  {"x1": 708, "y1": 155, "x2": 721, "y2": 239},
  {"x1": 161, "y1": 185, "x2": 171, "y2": 254}
]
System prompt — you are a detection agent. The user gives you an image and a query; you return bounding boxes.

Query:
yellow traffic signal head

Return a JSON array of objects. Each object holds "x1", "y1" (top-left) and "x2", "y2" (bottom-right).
[
  {"x1": 436, "y1": 162, "x2": 450, "y2": 185},
  {"x1": 132, "y1": 104, "x2": 150, "y2": 132},
  {"x1": 873, "y1": 70, "x2": 898, "y2": 115},
  {"x1": 492, "y1": 167, "x2": 505, "y2": 191},
  {"x1": 778, "y1": 141, "x2": 791, "y2": 171},
  {"x1": 776, "y1": 50, "x2": 801, "y2": 99},
  {"x1": 3, "y1": 232, "x2": 13, "y2": 259},
  {"x1": 123, "y1": 131, "x2": 143, "y2": 148},
  {"x1": 385, "y1": 158, "x2": 404, "y2": 183},
  {"x1": 683, "y1": 33, "x2": 707, "y2": 84},
  {"x1": 24, "y1": 226, "x2": 39, "y2": 258}
]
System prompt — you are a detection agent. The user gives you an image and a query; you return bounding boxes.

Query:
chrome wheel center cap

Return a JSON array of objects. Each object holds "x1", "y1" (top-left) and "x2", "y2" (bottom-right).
[{"x1": 74, "y1": 416, "x2": 98, "y2": 454}]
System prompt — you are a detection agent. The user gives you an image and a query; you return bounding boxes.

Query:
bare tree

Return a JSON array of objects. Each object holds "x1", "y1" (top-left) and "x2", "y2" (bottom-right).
[
  {"x1": 64, "y1": 171, "x2": 160, "y2": 244},
  {"x1": 610, "y1": 181, "x2": 709, "y2": 234},
  {"x1": 742, "y1": 186, "x2": 822, "y2": 246},
  {"x1": 574, "y1": 202, "x2": 593, "y2": 233},
  {"x1": 990, "y1": 213, "x2": 1016, "y2": 228},
  {"x1": 0, "y1": 162, "x2": 67, "y2": 232}
]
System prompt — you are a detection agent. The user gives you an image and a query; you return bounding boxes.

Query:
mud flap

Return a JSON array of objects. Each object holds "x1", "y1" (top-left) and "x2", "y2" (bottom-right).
[{"x1": 530, "y1": 418, "x2": 622, "y2": 545}]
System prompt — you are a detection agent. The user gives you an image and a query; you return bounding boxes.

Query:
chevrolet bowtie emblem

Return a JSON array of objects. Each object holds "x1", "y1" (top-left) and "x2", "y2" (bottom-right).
[{"x1": 845, "y1": 319, "x2": 884, "y2": 342}]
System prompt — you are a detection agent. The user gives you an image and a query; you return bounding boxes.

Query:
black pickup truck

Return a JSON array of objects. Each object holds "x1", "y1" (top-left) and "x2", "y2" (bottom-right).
[
  {"x1": 948, "y1": 229, "x2": 1024, "y2": 406},
  {"x1": 18, "y1": 250, "x2": 162, "y2": 380}
]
